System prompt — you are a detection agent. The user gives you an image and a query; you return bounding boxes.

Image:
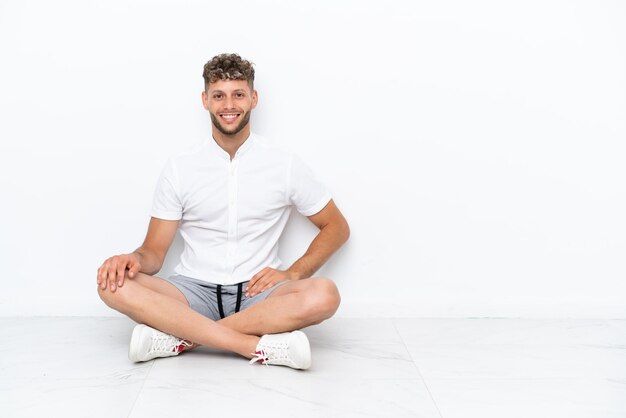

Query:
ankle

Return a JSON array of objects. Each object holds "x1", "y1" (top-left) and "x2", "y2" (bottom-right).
[{"x1": 244, "y1": 336, "x2": 261, "y2": 359}]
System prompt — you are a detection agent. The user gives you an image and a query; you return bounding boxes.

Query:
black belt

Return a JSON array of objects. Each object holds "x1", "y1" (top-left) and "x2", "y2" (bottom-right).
[{"x1": 216, "y1": 283, "x2": 243, "y2": 319}]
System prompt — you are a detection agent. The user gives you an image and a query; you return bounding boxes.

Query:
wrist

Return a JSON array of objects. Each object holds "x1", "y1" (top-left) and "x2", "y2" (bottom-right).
[
  {"x1": 130, "y1": 250, "x2": 143, "y2": 265},
  {"x1": 286, "y1": 269, "x2": 305, "y2": 281}
]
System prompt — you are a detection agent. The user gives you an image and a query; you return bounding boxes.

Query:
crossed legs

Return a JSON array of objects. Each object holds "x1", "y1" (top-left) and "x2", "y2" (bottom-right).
[{"x1": 97, "y1": 272, "x2": 341, "y2": 359}]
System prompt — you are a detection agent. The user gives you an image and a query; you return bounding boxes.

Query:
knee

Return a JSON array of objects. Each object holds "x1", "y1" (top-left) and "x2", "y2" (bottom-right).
[
  {"x1": 305, "y1": 278, "x2": 341, "y2": 321},
  {"x1": 97, "y1": 282, "x2": 133, "y2": 311}
]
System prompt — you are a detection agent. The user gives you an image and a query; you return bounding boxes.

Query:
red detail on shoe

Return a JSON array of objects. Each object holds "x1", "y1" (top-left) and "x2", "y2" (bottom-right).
[
  {"x1": 256, "y1": 350, "x2": 265, "y2": 363},
  {"x1": 176, "y1": 343, "x2": 185, "y2": 353}
]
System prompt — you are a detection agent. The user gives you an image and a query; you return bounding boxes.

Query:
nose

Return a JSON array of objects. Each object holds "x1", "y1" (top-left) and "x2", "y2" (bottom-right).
[{"x1": 224, "y1": 95, "x2": 236, "y2": 109}]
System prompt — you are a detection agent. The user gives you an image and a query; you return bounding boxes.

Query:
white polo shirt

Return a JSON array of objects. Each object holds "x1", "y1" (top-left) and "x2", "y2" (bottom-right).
[{"x1": 151, "y1": 133, "x2": 332, "y2": 285}]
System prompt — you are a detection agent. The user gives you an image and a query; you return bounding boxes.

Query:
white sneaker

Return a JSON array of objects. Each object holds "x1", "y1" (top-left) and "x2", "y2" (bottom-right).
[
  {"x1": 249, "y1": 330, "x2": 311, "y2": 370},
  {"x1": 128, "y1": 324, "x2": 191, "y2": 362}
]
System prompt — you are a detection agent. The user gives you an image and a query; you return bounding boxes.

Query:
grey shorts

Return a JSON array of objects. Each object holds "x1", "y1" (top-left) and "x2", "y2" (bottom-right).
[{"x1": 165, "y1": 275, "x2": 289, "y2": 321}]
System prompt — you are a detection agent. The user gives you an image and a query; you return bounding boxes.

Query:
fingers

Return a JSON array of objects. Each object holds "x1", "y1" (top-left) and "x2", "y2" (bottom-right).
[
  {"x1": 128, "y1": 259, "x2": 141, "y2": 279},
  {"x1": 97, "y1": 261, "x2": 114, "y2": 291},
  {"x1": 245, "y1": 268, "x2": 264, "y2": 296},
  {"x1": 246, "y1": 267, "x2": 281, "y2": 297},
  {"x1": 120, "y1": 259, "x2": 141, "y2": 290},
  {"x1": 249, "y1": 267, "x2": 269, "y2": 285},
  {"x1": 97, "y1": 255, "x2": 134, "y2": 293},
  {"x1": 97, "y1": 265, "x2": 106, "y2": 289},
  {"x1": 108, "y1": 260, "x2": 120, "y2": 292},
  {"x1": 245, "y1": 267, "x2": 268, "y2": 297}
]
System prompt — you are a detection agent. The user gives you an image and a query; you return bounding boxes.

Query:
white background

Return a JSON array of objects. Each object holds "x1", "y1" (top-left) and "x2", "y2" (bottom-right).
[{"x1": 0, "y1": 0, "x2": 624, "y2": 318}]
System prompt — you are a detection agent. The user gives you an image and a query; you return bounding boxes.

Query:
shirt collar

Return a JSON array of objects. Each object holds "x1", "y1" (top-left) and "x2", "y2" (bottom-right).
[{"x1": 206, "y1": 132, "x2": 256, "y2": 162}]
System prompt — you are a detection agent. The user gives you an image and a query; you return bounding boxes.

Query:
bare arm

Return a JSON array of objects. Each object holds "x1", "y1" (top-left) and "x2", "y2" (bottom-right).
[
  {"x1": 97, "y1": 217, "x2": 179, "y2": 292},
  {"x1": 246, "y1": 199, "x2": 350, "y2": 296},
  {"x1": 133, "y1": 217, "x2": 180, "y2": 275},
  {"x1": 287, "y1": 199, "x2": 350, "y2": 280}
]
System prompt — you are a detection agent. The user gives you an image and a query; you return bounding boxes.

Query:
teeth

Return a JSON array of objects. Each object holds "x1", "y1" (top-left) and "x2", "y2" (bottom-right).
[{"x1": 222, "y1": 114, "x2": 239, "y2": 119}]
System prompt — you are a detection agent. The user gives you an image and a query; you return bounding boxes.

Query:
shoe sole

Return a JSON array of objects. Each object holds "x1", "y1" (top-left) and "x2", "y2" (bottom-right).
[{"x1": 128, "y1": 324, "x2": 149, "y2": 363}]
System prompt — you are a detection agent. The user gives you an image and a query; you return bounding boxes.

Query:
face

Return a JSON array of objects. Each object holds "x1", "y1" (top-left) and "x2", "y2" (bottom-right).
[{"x1": 202, "y1": 79, "x2": 258, "y2": 137}]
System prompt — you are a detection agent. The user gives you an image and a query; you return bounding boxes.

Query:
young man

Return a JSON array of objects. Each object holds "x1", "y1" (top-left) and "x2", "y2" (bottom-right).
[{"x1": 96, "y1": 53, "x2": 349, "y2": 370}]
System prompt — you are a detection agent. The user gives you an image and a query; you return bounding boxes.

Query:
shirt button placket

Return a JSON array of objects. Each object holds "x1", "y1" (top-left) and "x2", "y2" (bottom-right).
[{"x1": 226, "y1": 159, "x2": 238, "y2": 279}]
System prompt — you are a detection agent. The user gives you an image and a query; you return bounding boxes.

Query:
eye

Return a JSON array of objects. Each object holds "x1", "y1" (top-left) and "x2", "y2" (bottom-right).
[
  {"x1": 213, "y1": 94, "x2": 223, "y2": 100},
  {"x1": 236, "y1": 92, "x2": 245, "y2": 98}
]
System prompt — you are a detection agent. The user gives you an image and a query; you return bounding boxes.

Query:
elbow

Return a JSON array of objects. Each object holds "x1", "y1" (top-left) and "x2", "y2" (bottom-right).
[{"x1": 340, "y1": 219, "x2": 350, "y2": 244}]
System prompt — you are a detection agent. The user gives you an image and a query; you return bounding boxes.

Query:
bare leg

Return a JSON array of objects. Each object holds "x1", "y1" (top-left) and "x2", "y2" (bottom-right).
[
  {"x1": 98, "y1": 273, "x2": 259, "y2": 358},
  {"x1": 127, "y1": 273, "x2": 190, "y2": 306},
  {"x1": 218, "y1": 277, "x2": 341, "y2": 336},
  {"x1": 98, "y1": 273, "x2": 340, "y2": 358}
]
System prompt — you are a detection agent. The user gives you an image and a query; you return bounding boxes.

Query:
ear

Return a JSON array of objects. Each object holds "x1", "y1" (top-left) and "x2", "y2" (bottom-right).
[
  {"x1": 251, "y1": 89, "x2": 259, "y2": 110},
  {"x1": 201, "y1": 90, "x2": 209, "y2": 110}
]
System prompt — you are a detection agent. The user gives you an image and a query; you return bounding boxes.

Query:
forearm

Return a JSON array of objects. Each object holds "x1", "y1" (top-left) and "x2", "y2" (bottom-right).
[
  {"x1": 132, "y1": 247, "x2": 163, "y2": 276},
  {"x1": 287, "y1": 222, "x2": 349, "y2": 280}
]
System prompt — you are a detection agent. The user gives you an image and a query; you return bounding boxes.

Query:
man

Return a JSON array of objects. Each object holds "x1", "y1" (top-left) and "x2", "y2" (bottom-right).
[{"x1": 97, "y1": 53, "x2": 349, "y2": 370}]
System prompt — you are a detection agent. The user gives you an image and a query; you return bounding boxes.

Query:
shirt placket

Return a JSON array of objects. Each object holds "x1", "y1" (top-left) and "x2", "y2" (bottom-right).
[{"x1": 226, "y1": 158, "x2": 239, "y2": 280}]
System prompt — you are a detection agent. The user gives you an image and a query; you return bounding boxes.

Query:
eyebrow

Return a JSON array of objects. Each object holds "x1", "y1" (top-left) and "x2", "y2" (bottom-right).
[{"x1": 211, "y1": 89, "x2": 247, "y2": 94}]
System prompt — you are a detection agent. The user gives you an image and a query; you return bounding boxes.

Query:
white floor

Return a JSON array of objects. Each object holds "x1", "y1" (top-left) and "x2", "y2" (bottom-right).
[{"x1": 1, "y1": 318, "x2": 625, "y2": 418}]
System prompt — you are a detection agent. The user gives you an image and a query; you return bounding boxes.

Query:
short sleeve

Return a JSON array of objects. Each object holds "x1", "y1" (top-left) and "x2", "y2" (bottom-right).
[
  {"x1": 151, "y1": 158, "x2": 183, "y2": 220},
  {"x1": 288, "y1": 153, "x2": 332, "y2": 216}
]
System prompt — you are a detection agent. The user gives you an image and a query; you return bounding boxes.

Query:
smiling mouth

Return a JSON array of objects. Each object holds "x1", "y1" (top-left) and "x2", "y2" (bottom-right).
[{"x1": 220, "y1": 113, "x2": 241, "y2": 123}]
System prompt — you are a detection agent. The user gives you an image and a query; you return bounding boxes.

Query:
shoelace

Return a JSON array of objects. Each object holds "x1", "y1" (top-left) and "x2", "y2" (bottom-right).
[
  {"x1": 249, "y1": 350, "x2": 269, "y2": 366},
  {"x1": 149, "y1": 331, "x2": 192, "y2": 355},
  {"x1": 248, "y1": 344, "x2": 290, "y2": 366}
]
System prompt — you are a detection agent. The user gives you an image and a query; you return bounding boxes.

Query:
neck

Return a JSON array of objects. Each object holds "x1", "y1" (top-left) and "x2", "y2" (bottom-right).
[{"x1": 212, "y1": 126, "x2": 251, "y2": 160}]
